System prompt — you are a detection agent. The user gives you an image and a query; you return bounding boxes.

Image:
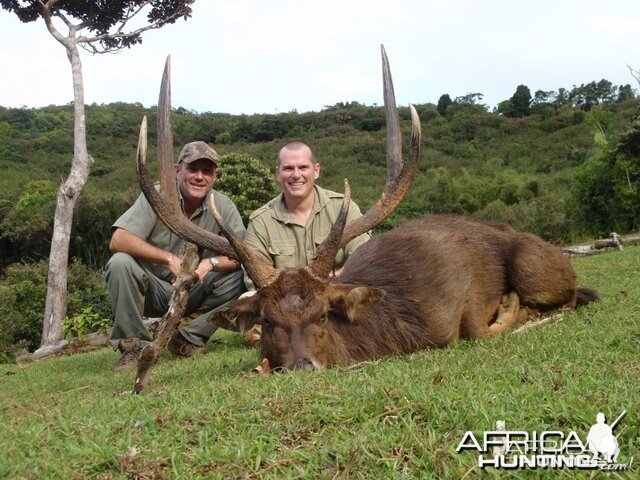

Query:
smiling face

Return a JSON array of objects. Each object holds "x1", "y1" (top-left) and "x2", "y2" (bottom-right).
[
  {"x1": 276, "y1": 143, "x2": 320, "y2": 203},
  {"x1": 175, "y1": 158, "x2": 217, "y2": 208}
]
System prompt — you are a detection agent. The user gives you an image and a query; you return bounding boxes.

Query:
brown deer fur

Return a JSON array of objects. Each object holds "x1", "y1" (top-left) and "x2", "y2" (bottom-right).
[{"x1": 214, "y1": 214, "x2": 598, "y2": 370}]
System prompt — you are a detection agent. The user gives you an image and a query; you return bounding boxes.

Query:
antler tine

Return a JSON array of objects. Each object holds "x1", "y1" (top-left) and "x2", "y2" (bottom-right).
[
  {"x1": 338, "y1": 45, "x2": 421, "y2": 248},
  {"x1": 308, "y1": 179, "x2": 351, "y2": 280},
  {"x1": 157, "y1": 55, "x2": 177, "y2": 203},
  {"x1": 208, "y1": 193, "x2": 278, "y2": 289},
  {"x1": 136, "y1": 56, "x2": 237, "y2": 258},
  {"x1": 382, "y1": 45, "x2": 402, "y2": 181}
]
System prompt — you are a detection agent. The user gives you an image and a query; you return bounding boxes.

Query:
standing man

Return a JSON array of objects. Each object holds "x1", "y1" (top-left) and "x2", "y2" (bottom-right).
[
  {"x1": 245, "y1": 139, "x2": 370, "y2": 275},
  {"x1": 105, "y1": 141, "x2": 246, "y2": 371}
]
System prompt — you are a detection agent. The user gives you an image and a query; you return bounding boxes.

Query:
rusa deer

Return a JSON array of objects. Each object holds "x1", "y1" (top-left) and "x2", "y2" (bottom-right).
[{"x1": 136, "y1": 47, "x2": 598, "y2": 371}]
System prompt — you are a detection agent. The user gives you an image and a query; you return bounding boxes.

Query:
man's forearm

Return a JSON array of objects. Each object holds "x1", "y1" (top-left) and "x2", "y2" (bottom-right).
[{"x1": 109, "y1": 228, "x2": 174, "y2": 266}]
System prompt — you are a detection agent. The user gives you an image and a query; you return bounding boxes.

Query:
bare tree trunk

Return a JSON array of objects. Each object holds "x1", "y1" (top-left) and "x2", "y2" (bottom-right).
[{"x1": 38, "y1": 25, "x2": 93, "y2": 353}]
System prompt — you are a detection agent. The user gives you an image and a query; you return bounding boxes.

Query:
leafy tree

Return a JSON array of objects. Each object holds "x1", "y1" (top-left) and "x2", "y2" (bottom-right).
[
  {"x1": 616, "y1": 84, "x2": 636, "y2": 102},
  {"x1": 554, "y1": 88, "x2": 571, "y2": 108},
  {"x1": 437, "y1": 94, "x2": 452, "y2": 116},
  {"x1": 0, "y1": 0, "x2": 194, "y2": 354},
  {"x1": 454, "y1": 92, "x2": 484, "y2": 106},
  {"x1": 569, "y1": 79, "x2": 621, "y2": 111},
  {"x1": 505, "y1": 85, "x2": 532, "y2": 118},
  {"x1": 532, "y1": 90, "x2": 554, "y2": 105},
  {"x1": 253, "y1": 114, "x2": 294, "y2": 142},
  {"x1": 571, "y1": 120, "x2": 640, "y2": 235},
  {"x1": 494, "y1": 100, "x2": 510, "y2": 116},
  {"x1": 529, "y1": 90, "x2": 556, "y2": 118},
  {"x1": 354, "y1": 107, "x2": 385, "y2": 132}
]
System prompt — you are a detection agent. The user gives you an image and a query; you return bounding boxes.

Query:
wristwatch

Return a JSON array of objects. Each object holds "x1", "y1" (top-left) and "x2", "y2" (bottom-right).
[{"x1": 209, "y1": 257, "x2": 220, "y2": 271}]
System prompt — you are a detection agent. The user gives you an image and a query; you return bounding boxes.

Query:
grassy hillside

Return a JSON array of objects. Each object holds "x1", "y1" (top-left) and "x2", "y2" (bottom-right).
[
  {"x1": 2, "y1": 247, "x2": 638, "y2": 479},
  {"x1": 1, "y1": 99, "x2": 639, "y2": 267}
]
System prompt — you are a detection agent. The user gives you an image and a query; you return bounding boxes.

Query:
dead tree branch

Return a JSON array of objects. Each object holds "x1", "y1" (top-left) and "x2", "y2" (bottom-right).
[
  {"x1": 562, "y1": 232, "x2": 640, "y2": 256},
  {"x1": 511, "y1": 313, "x2": 565, "y2": 334}
]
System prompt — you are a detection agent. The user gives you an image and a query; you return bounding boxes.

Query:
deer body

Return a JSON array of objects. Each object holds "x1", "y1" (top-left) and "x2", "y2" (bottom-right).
[{"x1": 253, "y1": 214, "x2": 586, "y2": 369}]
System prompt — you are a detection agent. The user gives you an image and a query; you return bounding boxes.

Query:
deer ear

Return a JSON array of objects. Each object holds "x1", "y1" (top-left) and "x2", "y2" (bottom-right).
[
  {"x1": 208, "y1": 294, "x2": 260, "y2": 332},
  {"x1": 327, "y1": 284, "x2": 386, "y2": 322}
]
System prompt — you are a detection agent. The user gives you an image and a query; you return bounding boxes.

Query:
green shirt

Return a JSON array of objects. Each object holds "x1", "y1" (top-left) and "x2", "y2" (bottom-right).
[
  {"x1": 113, "y1": 188, "x2": 246, "y2": 281},
  {"x1": 245, "y1": 185, "x2": 370, "y2": 270}
]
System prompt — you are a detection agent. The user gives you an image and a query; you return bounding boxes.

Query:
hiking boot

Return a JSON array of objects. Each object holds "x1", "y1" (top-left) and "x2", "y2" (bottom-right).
[
  {"x1": 115, "y1": 337, "x2": 143, "y2": 372},
  {"x1": 167, "y1": 332, "x2": 205, "y2": 357}
]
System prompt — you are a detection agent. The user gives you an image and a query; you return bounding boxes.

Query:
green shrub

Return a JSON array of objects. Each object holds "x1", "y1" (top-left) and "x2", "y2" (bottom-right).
[
  {"x1": 63, "y1": 306, "x2": 110, "y2": 342},
  {"x1": 72, "y1": 192, "x2": 131, "y2": 269},
  {"x1": 510, "y1": 196, "x2": 574, "y2": 243},
  {"x1": 0, "y1": 180, "x2": 57, "y2": 263},
  {"x1": 473, "y1": 199, "x2": 513, "y2": 225},
  {"x1": 214, "y1": 152, "x2": 277, "y2": 223},
  {"x1": 0, "y1": 259, "x2": 112, "y2": 363}
]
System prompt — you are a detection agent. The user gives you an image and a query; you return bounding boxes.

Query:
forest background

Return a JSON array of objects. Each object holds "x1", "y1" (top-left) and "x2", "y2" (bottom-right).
[{"x1": 1, "y1": 80, "x2": 639, "y2": 361}]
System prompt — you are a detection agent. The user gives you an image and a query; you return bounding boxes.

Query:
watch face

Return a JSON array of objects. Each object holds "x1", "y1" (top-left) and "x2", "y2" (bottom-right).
[{"x1": 210, "y1": 257, "x2": 219, "y2": 267}]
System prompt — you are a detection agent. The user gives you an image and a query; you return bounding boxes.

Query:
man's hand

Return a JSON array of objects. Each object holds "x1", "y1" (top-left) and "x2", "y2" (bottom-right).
[
  {"x1": 193, "y1": 256, "x2": 240, "y2": 283},
  {"x1": 167, "y1": 253, "x2": 181, "y2": 280},
  {"x1": 330, "y1": 267, "x2": 344, "y2": 278},
  {"x1": 194, "y1": 258, "x2": 213, "y2": 283}
]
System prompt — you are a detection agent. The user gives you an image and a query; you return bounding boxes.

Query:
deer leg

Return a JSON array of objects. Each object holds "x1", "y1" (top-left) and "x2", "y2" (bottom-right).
[{"x1": 488, "y1": 292, "x2": 520, "y2": 336}]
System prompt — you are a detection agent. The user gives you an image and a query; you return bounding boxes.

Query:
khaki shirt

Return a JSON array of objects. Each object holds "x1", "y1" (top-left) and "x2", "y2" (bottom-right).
[
  {"x1": 245, "y1": 185, "x2": 370, "y2": 271},
  {"x1": 113, "y1": 188, "x2": 245, "y2": 282}
]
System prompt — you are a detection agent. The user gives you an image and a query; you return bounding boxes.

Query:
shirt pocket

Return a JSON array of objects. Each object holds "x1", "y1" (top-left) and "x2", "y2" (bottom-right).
[
  {"x1": 268, "y1": 240, "x2": 297, "y2": 269},
  {"x1": 313, "y1": 232, "x2": 329, "y2": 246},
  {"x1": 314, "y1": 232, "x2": 345, "y2": 266}
]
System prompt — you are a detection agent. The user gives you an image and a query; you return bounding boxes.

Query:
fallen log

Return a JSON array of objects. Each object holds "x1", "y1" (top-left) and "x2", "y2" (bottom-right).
[
  {"x1": 562, "y1": 232, "x2": 640, "y2": 256},
  {"x1": 17, "y1": 331, "x2": 110, "y2": 364}
]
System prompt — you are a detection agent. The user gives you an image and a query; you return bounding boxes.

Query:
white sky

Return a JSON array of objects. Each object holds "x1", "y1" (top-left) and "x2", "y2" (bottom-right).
[{"x1": 1, "y1": 0, "x2": 638, "y2": 114}]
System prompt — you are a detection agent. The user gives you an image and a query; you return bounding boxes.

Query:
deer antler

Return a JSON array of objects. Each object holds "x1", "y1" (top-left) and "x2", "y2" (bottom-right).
[
  {"x1": 309, "y1": 45, "x2": 422, "y2": 276},
  {"x1": 208, "y1": 195, "x2": 278, "y2": 288},
  {"x1": 137, "y1": 56, "x2": 278, "y2": 288},
  {"x1": 136, "y1": 56, "x2": 238, "y2": 258},
  {"x1": 307, "y1": 179, "x2": 352, "y2": 280},
  {"x1": 341, "y1": 45, "x2": 421, "y2": 246}
]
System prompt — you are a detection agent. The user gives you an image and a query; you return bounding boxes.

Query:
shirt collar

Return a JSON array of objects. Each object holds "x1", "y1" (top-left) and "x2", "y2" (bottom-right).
[{"x1": 272, "y1": 185, "x2": 326, "y2": 224}]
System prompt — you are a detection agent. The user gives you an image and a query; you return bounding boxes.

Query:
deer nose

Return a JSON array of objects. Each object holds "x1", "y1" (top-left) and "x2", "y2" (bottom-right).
[{"x1": 293, "y1": 358, "x2": 315, "y2": 371}]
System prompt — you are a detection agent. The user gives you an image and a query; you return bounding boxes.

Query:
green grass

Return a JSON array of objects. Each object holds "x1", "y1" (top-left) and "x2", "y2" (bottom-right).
[{"x1": 1, "y1": 247, "x2": 639, "y2": 479}]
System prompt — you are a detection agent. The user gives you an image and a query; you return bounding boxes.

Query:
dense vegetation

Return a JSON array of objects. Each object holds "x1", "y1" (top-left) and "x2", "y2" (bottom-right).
[{"x1": 0, "y1": 79, "x2": 638, "y2": 359}]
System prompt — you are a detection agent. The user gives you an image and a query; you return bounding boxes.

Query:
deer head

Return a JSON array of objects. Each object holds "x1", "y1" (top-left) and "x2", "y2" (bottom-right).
[{"x1": 136, "y1": 46, "x2": 421, "y2": 369}]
